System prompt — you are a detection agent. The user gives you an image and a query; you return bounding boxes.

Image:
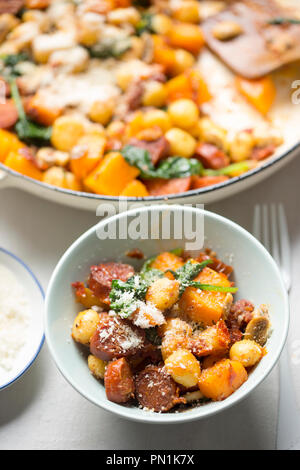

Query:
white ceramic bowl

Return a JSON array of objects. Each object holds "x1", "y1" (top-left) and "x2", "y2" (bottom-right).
[
  {"x1": 45, "y1": 205, "x2": 289, "y2": 423},
  {"x1": 0, "y1": 248, "x2": 44, "y2": 390}
]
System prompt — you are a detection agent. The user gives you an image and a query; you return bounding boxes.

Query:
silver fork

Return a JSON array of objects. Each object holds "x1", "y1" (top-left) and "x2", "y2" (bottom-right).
[{"x1": 253, "y1": 204, "x2": 300, "y2": 450}]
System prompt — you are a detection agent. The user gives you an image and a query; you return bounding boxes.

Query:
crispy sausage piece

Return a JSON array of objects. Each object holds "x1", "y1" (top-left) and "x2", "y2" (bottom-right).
[
  {"x1": 0, "y1": 100, "x2": 19, "y2": 129},
  {"x1": 226, "y1": 299, "x2": 255, "y2": 345},
  {"x1": 105, "y1": 358, "x2": 135, "y2": 403},
  {"x1": 128, "y1": 137, "x2": 170, "y2": 165},
  {"x1": 145, "y1": 176, "x2": 191, "y2": 196},
  {"x1": 251, "y1": 145, "x2": 275, "y2": 161},
  {"x1": 191, "y1": 175, "x2": 229, "y2": 189},
  {"x1": 196, "y1": 250, "x2": 233, "y2": 277},
  {"x1": 135, "y1": 365, "x2": 180, "y2": 412},
  {"x1": 195, "y1": 143, "x2": 230, "y2": 170},
  {"x1": 0, "y1": 0, "x2": 24, "y2": 14},
  {"x1": 89, "y1": 262, "x2": 134, "y2": 304},
  {"x1": 90, "y1": 313, "x2": 147, "y2": 361}
]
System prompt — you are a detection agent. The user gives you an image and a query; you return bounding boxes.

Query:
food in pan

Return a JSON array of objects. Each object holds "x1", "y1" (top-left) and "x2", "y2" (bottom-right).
[
  {"x1": 0, "y1": 0, "x2": 295, "y2": 197},
  {"x1": 71, "y1": 249, "x2": 270, "y2": 412}
]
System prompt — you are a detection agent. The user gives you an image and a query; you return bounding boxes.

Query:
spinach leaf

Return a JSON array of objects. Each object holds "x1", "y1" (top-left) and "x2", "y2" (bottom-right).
[
  {"x1": 88, "y1": 37, "x2": 131, "y2": 59},
  {"x1": 122, "y1": 145, "x2": 156, "y2": 178},
  {"x1": 10, "y1": 79, "x2": 52, "y2": 144},
  {"x1": 122, "y1": 145, "x2": 203, "y2": 180},
  {"x1": 135, "y1": 13, "x2": 154, "y2": 35},
  {"x1": 156, "y1": 157, "x2": 202, "y2": 179},
  {"x1": 109, "y1": 269, "x2": 163, "y2": 318},
  {"x1": 2, "y1": 53, "x2": 29, "y2": 71},
  {"x1": 268, "y1": 17, "x2": 300, "y2": 25},
  {"x1": 170, "y1": 248, "x2": 184, "y2": 256},
  {"x1": 203, "y1": 161, "x2": 253, "y2": 178}
]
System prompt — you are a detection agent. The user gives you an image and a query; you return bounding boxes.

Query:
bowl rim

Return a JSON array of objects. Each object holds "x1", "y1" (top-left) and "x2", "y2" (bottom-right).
[
  {"x1": 45, "y1": 205, "x2": 289, "y2": 423},
  {"x1": 1, "y1": 141, "x2": 299, "y2": 202},
  {"x1": 0, "y1": 247, "x2": 45, "y2": 391}
]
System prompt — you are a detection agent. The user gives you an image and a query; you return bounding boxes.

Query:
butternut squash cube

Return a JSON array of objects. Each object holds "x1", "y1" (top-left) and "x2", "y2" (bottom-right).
[
  {"x1": 0, "y1": 129, "x2": 24, "y2": 163},
  {"x1": 70, "y1": 135, "x2": 106, "y2": 180},
  {"x1": 151, "y1": 252, "x2": 184, "y2": 273},
  {"x1": 120, "y1": 180, "x2": 149, "y2": 197},
  {"x1": 84, "y1": 152, "x2": 139, "y2": 195},
  {"x1": 4, "y1": 149, "x2": 42, "y2": 180},
  {"x1": 179, "y1": 267, "x2": 231, "y2": 326},
  {"x1": 198, "y1": 359, "x2": 247, "y2": 401}
]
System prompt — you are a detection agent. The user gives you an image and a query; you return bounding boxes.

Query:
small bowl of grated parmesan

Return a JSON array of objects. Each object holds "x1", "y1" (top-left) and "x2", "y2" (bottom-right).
[{"x1": 0, "y1": 248, "x2": 44, "y2": 390}]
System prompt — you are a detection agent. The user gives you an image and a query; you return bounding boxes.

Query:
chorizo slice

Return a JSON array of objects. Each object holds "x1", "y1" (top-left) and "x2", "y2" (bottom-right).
[
  {"x1": 191, "y1": 175, "x2": 228, "y2": 189},
  {"x1": 128, "y1": 137, "x2": 170, "y2": 165},
  {"x1": 0, "y1": 100, "x2": 19, "y2": 129},
  {"x1": 251, "y1": 145, "x2": 275, "y2": 161},
  {"x1": 89, "y1": 262, "x2": 134, "y2": 304},
  {"x1": 90, "y1": 313, "x2": 146, "y2": 361},
  {"x1": 195, "y1": 143, "x2": 229, "y2": 170},
  {"x1": 226, "y1": 299, "x2": 255, "y2": 345},
  {"x1": 105, "y1": 358, "x2": 135, "y2": 403},
  {"x1": 144, "y1": 176, "x2": 191, "y2": 196},
  {"x1": 135, "y1": 365, "x2": 181, "y2": 412},
  {"x1": 195, "y1": 250, "x2": 233, "y2": 277},
  {"x1": 0, "y1": 0, "x2": 24, "y2": 14}
]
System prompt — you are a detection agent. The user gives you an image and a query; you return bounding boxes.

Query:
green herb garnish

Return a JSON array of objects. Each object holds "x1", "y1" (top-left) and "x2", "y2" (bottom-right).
[
  {"x1": 135, "y1": 13, "x2": 154, "y2": 35},
  {"x1": 88, "y1": 37, "x2": 131, "y2": 59},
  {"x1": 122, "y1": 145, "x2": 203, "y2": 180},
  {"x1": 203, "y1": 161, "x2": 254, "y2": 178},
  {"x1": 109, "y1": 269, "x2": 163, "y2": 318},
  {"x1": 10, "y1": 80, "x2": 52, "y2": 144},
  {"x1": 167, "y1": 260, "x2": 213, "y2": 295},
  {"x1": 167, "y1": 260, "x2": 237, "y2": 295},
  {"x1": 268, "y1": 17, "x2": 300, "y2": 25}
]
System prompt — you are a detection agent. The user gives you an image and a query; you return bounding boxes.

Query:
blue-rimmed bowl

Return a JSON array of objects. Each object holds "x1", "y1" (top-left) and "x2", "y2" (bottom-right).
[
  {"x1": 45, "y1": 205, "x2": 289, "y2": 423},
  {"x1": 0, "y1": 248, "x2": 44, "y2": 390}
]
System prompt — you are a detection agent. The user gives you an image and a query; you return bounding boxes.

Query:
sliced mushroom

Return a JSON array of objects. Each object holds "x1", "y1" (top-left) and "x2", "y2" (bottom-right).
[
  {"x1": 244, "y1": 315, "x2": 270, "y2": 346},
  {"x1": 212, "y1": 20, "x2": 243, "y2": 41}
]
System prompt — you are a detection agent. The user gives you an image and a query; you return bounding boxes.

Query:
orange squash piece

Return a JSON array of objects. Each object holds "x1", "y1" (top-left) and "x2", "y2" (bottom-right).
[
  {"x1": 0, "y1": 129, "x2": 25, "y2": 163},
  {"x1": 25, "y1": 93, "x2": 63, "y2": 126},
  {"x1": 198, "y1": 359, "x2": 248, "y2": 401},
  {"x1": 152, "y1": 35, "x2": 176, "y2": 73},
  {"x1": 168, "y1": 23, "x2": 205, "y2": 54},
  {"x1": 166, "y1": 70, "x2": 211, "y2": 105},
  {"x1": 84, "y1": 152, "x2": 139, "y2": 195},
  {"x1": 4, "y1": 149, "x2": 42, "y2": 180},
  {"x1": 70, "y1": 135, "x2": 106, "y2": 180},
  {"x1": 235, "y1": 76, "x2": 276, "y2": 115},
  {"x1": 151, "y1": 252, "x2": 184, "y2": 273},
  {"x1": 179, "y1": 267, "x2": 232, "y2": 326},
  {"x1": 120, "y1": 180, "x2": 149, "y2": 197}
]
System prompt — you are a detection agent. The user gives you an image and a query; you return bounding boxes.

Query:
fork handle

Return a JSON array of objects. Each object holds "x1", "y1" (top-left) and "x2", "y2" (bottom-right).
[{"x1": 277, "y1": 344, "x2": 300, "y2": 450}]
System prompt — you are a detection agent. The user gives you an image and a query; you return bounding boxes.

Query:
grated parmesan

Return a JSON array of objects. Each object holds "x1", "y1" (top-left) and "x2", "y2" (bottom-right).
[{"x1": 0, "y1": 265, "x2": 30, "y2": 373}]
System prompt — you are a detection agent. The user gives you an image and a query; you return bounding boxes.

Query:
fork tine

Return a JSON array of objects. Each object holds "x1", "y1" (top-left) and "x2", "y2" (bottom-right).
[
  {"x1": 262, "y1": 204, "x2": 270, "y2": 251},
  {"x1": 278, "y1": 203, "x2": 291, "y2": 290},
  {"x1": 253, "y1": 204, "x2": 261, "y2": 241},
  {"x1": 271, "y1": 204, "x2": 281, "y2": 266}
]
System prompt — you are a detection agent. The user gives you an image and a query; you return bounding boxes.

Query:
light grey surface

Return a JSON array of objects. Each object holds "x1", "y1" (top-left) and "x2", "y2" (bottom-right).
[{"x1": 0, "y1": 155, "x2": 299, "y2": 450}]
